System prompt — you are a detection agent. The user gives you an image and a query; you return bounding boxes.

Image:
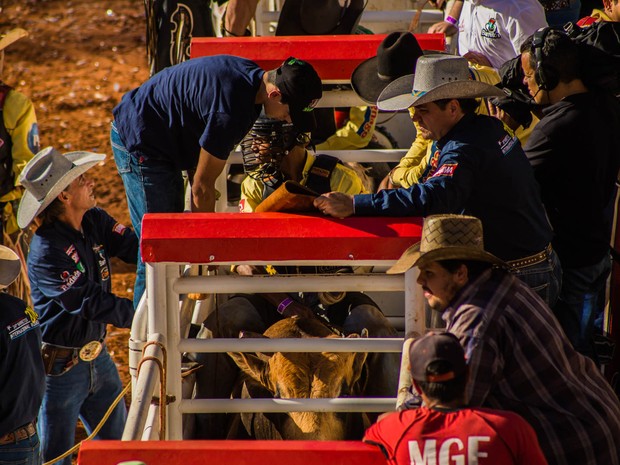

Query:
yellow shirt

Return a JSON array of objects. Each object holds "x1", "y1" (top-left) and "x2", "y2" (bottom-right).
[{"x1": 240, "y1": 152, "x2": 367, "y2": 212}]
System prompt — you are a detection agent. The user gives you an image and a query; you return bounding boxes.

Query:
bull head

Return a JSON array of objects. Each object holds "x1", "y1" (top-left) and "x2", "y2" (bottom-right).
[{"x1": 227, "y1": 317, "x2": 368, "y2": 440}]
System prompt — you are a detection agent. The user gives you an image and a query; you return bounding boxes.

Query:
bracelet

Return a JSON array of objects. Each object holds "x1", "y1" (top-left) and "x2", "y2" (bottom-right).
[
  {"x1": 277, "y1": 297, "x2": 294, "y2": 315},
  {"x1": 445, "y1": 15, "x2": 458, "y2": 26}
]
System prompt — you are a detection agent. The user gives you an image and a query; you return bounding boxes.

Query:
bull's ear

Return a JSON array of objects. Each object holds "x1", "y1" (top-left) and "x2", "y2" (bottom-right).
[
  {"x1": 227, "y1": 351, "x2": 273, "y2": 389},
  {"x1": 349, "y1": 351, "x2": 368, "y2": 387},
  {"x1": 238, "y1": 331, "x2": 274, "y2": 359}
]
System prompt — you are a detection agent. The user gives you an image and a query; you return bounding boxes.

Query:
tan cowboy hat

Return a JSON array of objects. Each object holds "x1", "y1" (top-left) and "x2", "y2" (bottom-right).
[
  {"x1": 0, "y1": 28, "x2": 28, "y2": 52},
  {"x1": 387, "y1": 214, "x2": 506, "y2": 274},
  {"x1": 0, "y1": 245, "x2": 21, "y2": 290},
  {"x1": 377, "y1": 54, "x2": 505, "y2": 111},
  {"x1": 17, "y1": 147, "x2": 105, "y2": 228}
]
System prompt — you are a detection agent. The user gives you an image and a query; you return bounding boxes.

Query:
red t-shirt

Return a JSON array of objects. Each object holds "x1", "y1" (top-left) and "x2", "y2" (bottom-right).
[{"x1": 363, "y1": 407, "x2": 548, "y2": 465}]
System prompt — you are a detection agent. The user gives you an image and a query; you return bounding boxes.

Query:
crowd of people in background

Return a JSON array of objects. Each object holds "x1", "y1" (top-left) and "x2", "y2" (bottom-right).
[{"x1": 1, "y1": 1, "x2": 620, "y2": 464}]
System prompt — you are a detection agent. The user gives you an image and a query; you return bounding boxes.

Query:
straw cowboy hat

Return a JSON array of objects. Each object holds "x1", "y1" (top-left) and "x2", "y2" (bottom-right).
[
  {"x1": 377, "y1": 54, "x2": 505, "y2": 111},
  {"x1": 387, "y1": 214, "x2": 506, "y2": 274},
  {"x1": 17, "y1": 147, "x2": 105, "y2": 228},
  {"x1": 276, "y1": 0, "x2": 365, "y2": 36},
  {"x1": 0, "y1": 28, "x2": 27, "y2": 52},
  {"x1": 351, "y1": 31, "x2": 424, "y2": 105},
  {"x1": 0, "y1": 245, "x2": 21, "y2": 290}
]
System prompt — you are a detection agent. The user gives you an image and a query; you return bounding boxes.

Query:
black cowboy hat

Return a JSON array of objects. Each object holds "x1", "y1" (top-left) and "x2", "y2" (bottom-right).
[
  {"x1": 275, "y1": 0, "x2": 365, "y2": 36},
  {"x1": 351, "y1": 31, "x2": 424, "y2": 105}
]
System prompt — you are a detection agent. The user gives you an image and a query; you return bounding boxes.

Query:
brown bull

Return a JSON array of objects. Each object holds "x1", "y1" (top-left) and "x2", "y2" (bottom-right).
[{"x1": 227, "y1": 316, "x2": 369, "y2": 440}]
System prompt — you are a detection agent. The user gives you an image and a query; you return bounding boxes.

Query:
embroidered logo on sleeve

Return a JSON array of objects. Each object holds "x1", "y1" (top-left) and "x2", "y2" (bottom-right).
[
  {"x1": 7, "y1": 306, "x2": 40, "y2": 340},
  {"x1": 481, "y1": 18, "x2": 501, "y2": 39},
  {"x1": 431, "y1": 163, "x2": 458, "y2": 178},
  {"x1": 112, "y1": 222, "x2": 127, "y2": 235},
  {"x1": 498, "y1": 134, "x2": 518, "y2": 155}
]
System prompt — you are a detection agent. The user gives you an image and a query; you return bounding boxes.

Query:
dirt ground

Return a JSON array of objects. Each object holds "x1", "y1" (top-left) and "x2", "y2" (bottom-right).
[{"x1": 2, "y1": 0, "x2": 148, "y2": 408}]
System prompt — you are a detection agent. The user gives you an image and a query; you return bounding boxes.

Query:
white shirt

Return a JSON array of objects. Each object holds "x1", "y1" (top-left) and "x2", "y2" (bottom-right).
[{"x1": 458, "y1": 0, "x2": 548, "y2": 69}]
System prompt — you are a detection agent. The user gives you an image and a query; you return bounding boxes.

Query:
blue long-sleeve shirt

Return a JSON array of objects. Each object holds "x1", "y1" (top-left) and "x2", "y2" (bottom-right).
[
  {"x1": 354, "y1": 114, "x2": 552, "y2": 261},
  {"x1": 27, "y1": 207, "x2": 138, "y2": 346}
]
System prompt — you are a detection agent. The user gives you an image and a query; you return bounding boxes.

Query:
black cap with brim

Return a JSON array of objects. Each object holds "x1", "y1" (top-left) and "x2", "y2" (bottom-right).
[{"x1": 289, "y1": 104, "x2": 317, "y2": 132}]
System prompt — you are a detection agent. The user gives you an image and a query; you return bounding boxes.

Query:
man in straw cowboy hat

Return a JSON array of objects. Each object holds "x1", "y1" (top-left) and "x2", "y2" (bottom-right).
[
  {"x1": 315, "y1": 54, "x2": 560, "y2": 306},
  {"x1": 17, "y1": 147, "x2": 138, "y2": 465},
  {"x1": 388, "y1": 214, "x2": 620, "y2": 465},
  {"x1": 0, "y1": 245, "x2": 45, "y2": 464},
  {"x1": 364, "y1": 332, "x2": 548, "y2": 465}
]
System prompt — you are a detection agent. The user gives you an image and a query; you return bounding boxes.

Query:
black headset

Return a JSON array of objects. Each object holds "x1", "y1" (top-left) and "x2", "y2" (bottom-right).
[{"x1": 531, "y1": 27, "x2": 560, "y2": 91}]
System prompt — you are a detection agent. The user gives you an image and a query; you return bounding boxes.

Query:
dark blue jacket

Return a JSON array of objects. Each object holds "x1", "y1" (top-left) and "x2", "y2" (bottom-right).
[
  {"x1": 27, "y1": 208, "x2": 138, "y2": 346},
  {"x1": 354, "y1": 114, "x2": 552, "y2": 261},
  {"x1": 0, "y1": 293, "x2": 45, "y2": 435}
]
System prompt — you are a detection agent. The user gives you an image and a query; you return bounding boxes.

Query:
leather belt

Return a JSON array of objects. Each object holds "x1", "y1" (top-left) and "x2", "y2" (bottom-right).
[
  {"x1": 0, "y1": 421, "x2": 36, "y2": 445},
  {"x1": 507, "y1": 243, "x2": 553, "y2": 270}
]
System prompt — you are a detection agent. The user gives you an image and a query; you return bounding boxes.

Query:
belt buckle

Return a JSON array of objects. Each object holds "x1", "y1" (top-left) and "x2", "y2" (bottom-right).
[{"x1": 79, "y1": 340, "x2": 103, "y2": 362}]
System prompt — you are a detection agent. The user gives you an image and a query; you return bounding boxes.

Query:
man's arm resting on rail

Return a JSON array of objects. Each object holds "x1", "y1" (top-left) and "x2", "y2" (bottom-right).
[{"x1": 192, "y1": 148, "x2": 227, "y2": 212}]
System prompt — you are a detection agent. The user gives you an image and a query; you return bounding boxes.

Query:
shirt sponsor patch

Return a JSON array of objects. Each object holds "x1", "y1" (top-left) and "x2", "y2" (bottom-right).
[
  {"x1": 7, "y1": 306, "x2": 40, "y2": 340},
  {"x1": 481, "y1": 17, "x2": 501, "y2": 39},
  {"x1": 65, "y1": 244, "x2": 85, "y2": 273},
  {"x1": 498, "y1": 134, "x2": 518, "y2": 155},
  {"x1": 60, "y1": 269, "x2": 82, "y2": 291},
  {"x1": 431, "y1": 163, "x2": 458, "y2": 178},
  {"x1": 112, "y1": 222, "x2": 127, "y2": 235}
]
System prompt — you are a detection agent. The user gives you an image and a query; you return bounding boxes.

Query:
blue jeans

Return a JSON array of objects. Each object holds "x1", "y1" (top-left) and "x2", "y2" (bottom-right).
[
  {"x1": 111, "y1": 122, "x2": 185, "y2": 307},
  {"x1": 511, "y1": 247, "x2": 562, "y2": 308},
  {"x1": 38, "y1": 349, "x2": 126, "y2": 465},
  {"x1": 0, "y1": 433, "x2": 41, "y2": 465},
  {"x1": 554, "y1": 254, "x2": 612, "y2": 359}
]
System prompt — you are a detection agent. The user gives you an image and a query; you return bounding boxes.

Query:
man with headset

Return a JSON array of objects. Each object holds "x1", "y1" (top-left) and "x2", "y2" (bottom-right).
[{"x1": 520, "y1": 28, "x2": 620, "y2": 360}]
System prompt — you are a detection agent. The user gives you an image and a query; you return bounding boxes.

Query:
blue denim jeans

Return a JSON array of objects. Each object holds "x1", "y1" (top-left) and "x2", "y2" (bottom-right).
[
  {"x1": 511, "y1": 247, "x2": 562, "y2": 308},
  {"x1": 110, "y1": 122, "x2": 185, "y2": 307},
  {"x1": 0, "y1": 433, "x2": 41, "y2": 465},
  {"x1": 38, "y1": 349, "x2": 126, "y2": 465},
  {"x1": 554, "y1": 254, "x2": 611, "y2": 359}
]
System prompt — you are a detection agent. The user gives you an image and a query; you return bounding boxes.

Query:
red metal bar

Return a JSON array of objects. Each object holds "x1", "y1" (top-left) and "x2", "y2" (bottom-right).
[
  {"x1": 140, "y1": 213, "x2": 422, "y2": 264},
  {"x1": 189, "y1": 34, "x2": 445, "y2": 80},
  {"x1": 77, "y1": 440, "x2": 388, "y2": 465}
]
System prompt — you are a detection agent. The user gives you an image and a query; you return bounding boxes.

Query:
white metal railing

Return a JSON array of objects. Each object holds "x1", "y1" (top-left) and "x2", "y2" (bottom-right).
[{"x1": 125, "y1": 213, "x2": 424, "y2": 441}]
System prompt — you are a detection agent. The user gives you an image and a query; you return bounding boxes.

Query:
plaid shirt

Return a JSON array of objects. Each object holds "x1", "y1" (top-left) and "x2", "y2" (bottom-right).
[{"x1": 444, "y1": 268, "x2": 620, "y2": 465}]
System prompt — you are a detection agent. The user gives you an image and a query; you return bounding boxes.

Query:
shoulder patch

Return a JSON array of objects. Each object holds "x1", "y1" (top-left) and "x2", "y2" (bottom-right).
[
  {"x1": 7, "y1": 307, "x2": 40, "y2": 340},
  {"x1": 498, "y1": 134, "x2": 518, "y2": 155},
  {"x1": 112, "y1": 222, "x2": 127, "y2": 235},
  {"x1": 431, "y1": 163, "x2": 458, "y2": 178}
]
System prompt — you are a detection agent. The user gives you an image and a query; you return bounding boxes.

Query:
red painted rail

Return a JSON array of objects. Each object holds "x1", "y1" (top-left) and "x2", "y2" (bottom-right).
[
  {"x1": 77, "y1": 440, "x2": 388, "y2": 465},
  {"x1": 140, "y1": 213, "x2": 422, "y2": 264},
  {"x1": 190, "y1": 34, "x2": 445, "y2": 80}
]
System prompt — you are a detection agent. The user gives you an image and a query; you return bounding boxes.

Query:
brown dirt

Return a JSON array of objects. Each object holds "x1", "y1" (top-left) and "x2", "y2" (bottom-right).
[{"x1": 2, "y1": 0, "x2": 148, "y2": 446}]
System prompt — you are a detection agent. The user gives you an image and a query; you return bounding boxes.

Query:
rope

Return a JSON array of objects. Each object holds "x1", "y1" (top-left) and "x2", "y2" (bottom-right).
[
  {"x1": 43, "y1": 382, "x2": 131, "y2": 465},
  {"x1": 138, "y1": 340, "x2": 168, "y2": 439}
]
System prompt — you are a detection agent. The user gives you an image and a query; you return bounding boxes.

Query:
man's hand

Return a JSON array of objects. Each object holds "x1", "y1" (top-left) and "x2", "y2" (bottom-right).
[
  {"x1": 314, "y1": 192, "x2": 354, "y2": 219},
  {"x1": 280, "y1": 300, "x2": 316, "y2": 319},
  {"x1": 463, "y1": 51, "x2": 493, "y2": 68},
  {"x1": 428, "y1": 21, "x2": 458, "y2": 36}
]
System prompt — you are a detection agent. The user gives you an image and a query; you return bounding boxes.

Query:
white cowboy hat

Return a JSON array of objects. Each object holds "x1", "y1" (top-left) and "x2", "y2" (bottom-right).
[
  {"x1": 377, "y1": 54, "x2": 505, "y2": 111},
  {"x1": 0, "y1": 28, "x2": 28, "y2": 52},
  {"x1": 17, "y1": 147, "x2": 105, "y2": 228},
  {"x1": 0, "y1": 245, "x2": 21, "y2": 290}
]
